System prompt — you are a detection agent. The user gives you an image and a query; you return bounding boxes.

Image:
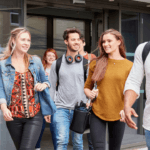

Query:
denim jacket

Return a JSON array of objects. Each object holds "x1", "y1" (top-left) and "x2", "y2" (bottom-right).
[{"x1": 0, "y1": 56, "x2": 56, "y2": 116}]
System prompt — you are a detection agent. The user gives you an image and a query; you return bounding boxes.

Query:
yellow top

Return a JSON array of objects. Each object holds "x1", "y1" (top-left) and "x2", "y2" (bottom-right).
[{"x1": 84, "y1": 58, "x2": 133, "y2": 121}]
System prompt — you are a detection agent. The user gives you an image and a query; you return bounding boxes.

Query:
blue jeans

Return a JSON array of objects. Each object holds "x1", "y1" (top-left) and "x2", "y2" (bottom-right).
[
  {"x1": 87, "y1": 133, "x2": 94, "y2": 150},
  {"x1": 145, "y1": 129, "x2": 150, "y2": 150},
  {"x1": 52, "y1": 108, "x2": 83, "y2": 150},
  {"x1": 35, "y1": 116, "x2": 56, "y2": 149}
]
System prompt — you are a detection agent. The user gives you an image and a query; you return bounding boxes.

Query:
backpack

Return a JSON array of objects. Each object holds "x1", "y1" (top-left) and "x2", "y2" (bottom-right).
[
  {"x1": 142, "y1": 41, "x2": 150, "y2": 99},
  {"x1": 55, "y1": 56, "x2": 88, "y2": 90}
]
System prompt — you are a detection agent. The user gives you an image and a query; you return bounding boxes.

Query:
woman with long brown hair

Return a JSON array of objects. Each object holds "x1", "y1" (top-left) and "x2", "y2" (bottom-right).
[
  {"x1": 35, "y1": 48, "x2": 58, "y2": 150},
  {"x1": 84, "y1": 29, "x2": 133, "y2": 150},
  {"x1": 0, "y1": 27, "x2": 56, "y2": 150}
]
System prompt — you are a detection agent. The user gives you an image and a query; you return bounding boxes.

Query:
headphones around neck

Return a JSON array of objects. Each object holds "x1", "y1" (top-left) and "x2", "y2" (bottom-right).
[{"x1": 65, "y1": 53, "x2": 82, "y2": 64}]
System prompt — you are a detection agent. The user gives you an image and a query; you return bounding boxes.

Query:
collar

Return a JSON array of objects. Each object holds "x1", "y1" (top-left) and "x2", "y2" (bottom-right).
[
  {"x1": 5, "y1": 56, "x2": 12, "y2": 66},
  {"x1": 5, "y1": 55, "x2": 34, "y2": 66}
]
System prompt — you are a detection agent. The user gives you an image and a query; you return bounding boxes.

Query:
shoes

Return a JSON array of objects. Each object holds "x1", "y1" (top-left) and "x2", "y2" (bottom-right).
[{"x1": 35, "y1": 148, "x2": 41, "y2": 150}]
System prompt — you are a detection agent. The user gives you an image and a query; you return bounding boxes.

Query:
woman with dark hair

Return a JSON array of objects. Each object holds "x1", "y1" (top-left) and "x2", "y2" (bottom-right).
[
  {"x1": 0, "y1": 27, "x2": 56, "y2": 150},
  {"x1": 35, "y1": 48, "x2": 58, "y2": 150},
  {"x1": 84, "y1": 29, "x2": 133, "y2": 150}
]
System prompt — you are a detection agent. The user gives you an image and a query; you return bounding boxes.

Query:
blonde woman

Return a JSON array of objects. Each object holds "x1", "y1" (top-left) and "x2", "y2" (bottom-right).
[{"x1": 0, "y1": 27, "x2": 56, "y2": 150}]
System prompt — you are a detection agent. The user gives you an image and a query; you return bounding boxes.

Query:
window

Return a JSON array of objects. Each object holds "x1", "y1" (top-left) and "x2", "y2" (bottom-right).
[
  {"x1": 0, "y1": 11, "x2": 20, "y2": 54},
  {"x1": 53, "y1": 18, "x2": 84, "y2": 58},
  {"x1": 10, "y1": 12, "x2": 19, "y2": 26},
  {"x1": 121, "y1": 11, "x2": 139, "y2": 62},
  {"x1": 26, "y1": 15, "x2": 47, "y2": 58}
]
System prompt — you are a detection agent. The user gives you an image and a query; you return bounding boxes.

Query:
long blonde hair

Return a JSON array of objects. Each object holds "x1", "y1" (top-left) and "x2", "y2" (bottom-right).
[
  {"x1": 91, "y1": 29, "x2": 126, "y2": 82},
  {"x1": 1, "y1": 27, "x2": 31, "y2": 68}
]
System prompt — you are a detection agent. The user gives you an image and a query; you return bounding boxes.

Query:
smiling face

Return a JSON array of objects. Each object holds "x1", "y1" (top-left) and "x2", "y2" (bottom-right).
[
  {"x1": 13, "y1": 32, "x2": 31, "y2": 54},
  {"x1": 65, "y1": 33, "x2": 80, "y2": 52},
  {"x1": 102, "y1": 33, "x2": 121, "y2": 55},
  {"x1": 46, "y1": 51, "x2": 56, "y2": 65}
]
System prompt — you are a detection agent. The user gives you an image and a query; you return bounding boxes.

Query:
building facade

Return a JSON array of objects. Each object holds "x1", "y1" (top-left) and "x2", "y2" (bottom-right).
[{"x1": 0, "y1": 0, "x2": 150, "y2": 149}]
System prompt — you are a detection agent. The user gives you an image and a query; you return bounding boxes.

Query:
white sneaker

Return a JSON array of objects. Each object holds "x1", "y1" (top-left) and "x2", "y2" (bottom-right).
[{"x1": 35, "y1": 148, "x2": 41, "y2": 150}]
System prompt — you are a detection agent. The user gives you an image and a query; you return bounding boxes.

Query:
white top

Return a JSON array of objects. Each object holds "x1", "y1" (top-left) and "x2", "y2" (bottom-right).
[
  {"x1": 45, "y1": 68, "x2": 51, "y2": 77},
  {"x1": 124, "y1": 42, "x2": 150, "y2": 130}
]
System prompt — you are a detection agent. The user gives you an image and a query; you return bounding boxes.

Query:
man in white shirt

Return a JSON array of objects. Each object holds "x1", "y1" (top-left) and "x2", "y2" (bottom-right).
[{"x1": 123, "y1": 42, "x2": 150, "y2": 150}]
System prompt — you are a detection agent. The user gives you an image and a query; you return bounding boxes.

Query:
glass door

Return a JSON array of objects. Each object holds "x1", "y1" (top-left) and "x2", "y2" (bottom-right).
[
  {"x1": 26, "y1": 15, "x2": 47, "y2": 58},
  {"x1": 53, "y1": 18, "x2": 85, "y2": 58}
]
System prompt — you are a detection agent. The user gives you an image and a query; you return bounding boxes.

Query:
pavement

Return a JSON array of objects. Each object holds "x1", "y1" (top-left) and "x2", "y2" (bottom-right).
[
  {"x1": 40, "y1": 123, "x2": 147, "y2": 150},
  {"x1": 126, "y1": 148, "x2": 147, "y2": 150}
]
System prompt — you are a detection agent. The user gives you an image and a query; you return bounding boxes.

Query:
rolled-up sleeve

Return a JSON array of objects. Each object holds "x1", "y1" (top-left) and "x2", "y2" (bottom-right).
[
  {"x1": 124, "y1": 42, "x2": 147, "y2": 98},
  {"x1": 34, "y1": 57, "x2": 51, "y2": 88}
]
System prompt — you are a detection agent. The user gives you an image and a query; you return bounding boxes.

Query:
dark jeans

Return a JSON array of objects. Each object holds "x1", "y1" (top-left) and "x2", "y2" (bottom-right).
[
  {"x1": 6, "y1": 111, "x2": 43, "y2": 150},
  {"x1": 90, "y1": 112, "x2": 125, "y2": 150},
  {"x1": 35, "y1": 116, "x2": 56, "y2": 149},
  {"x1": 87, "y1": 133, "x2": 94, "y2": 150}
]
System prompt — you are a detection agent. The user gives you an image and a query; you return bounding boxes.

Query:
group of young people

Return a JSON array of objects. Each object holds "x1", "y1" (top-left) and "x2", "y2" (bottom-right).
[{"x1": 0, "y1": 26, "x2": 149, "y2": 150}]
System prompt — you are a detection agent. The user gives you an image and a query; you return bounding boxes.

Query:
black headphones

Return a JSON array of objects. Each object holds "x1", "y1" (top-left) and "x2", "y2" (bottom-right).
[{"x1": 65, "y1": 53, "x2": 82, "y2": 64}]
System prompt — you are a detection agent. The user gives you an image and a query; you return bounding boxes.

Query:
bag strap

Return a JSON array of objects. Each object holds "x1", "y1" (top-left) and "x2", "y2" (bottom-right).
[
  {"x1": 142, "y1": 41, "x2": 150, "y2": 64},
  {"x1": 56, "y1": 56, "x2": 62, "y2": 91},
  {"x1": 56, "y1": 56, "x2": 88, "y2": 90},
  {"x1": 141, "y1": 42, "x2": 150, "y2": 100},
  {"x1": 83, "y1": 57, "x2": 88, "y2": 82}
]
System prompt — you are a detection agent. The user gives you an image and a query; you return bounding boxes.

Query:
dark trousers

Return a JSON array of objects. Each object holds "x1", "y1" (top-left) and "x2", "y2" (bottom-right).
[
  {"x1": 6, "y1": 111, "x2": 43, "y2": 150},
  {"x1": 87, "y1": 133, "x2": 94, "y2": 150},
  {"x1": 90, "y1": 112, "x2": 125, "y2": 150},
  {"x1": 35, "y1": 117, "x2": 46, "y2": 148},
  {"x1": 35, "y1": 116, "x2": 56, "y2": 149}
]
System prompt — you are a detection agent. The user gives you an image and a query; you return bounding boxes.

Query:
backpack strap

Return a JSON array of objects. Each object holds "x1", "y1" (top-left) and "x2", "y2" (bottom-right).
[
  {"x1": 142, "y1": 41, "x2": 150, "y2": 64},
  {"x1": 56, "y1": 56, "x2": 62, "y2": 91},
  {"x1": 83, "y1": 57, "x2": 88, "y2": 82},
  {"x1": 56, "y1": 56, "x2": 88, "y2": 90},
  {"x1": 141, "y1": 41, "x2": 150, "y2": 100}
]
